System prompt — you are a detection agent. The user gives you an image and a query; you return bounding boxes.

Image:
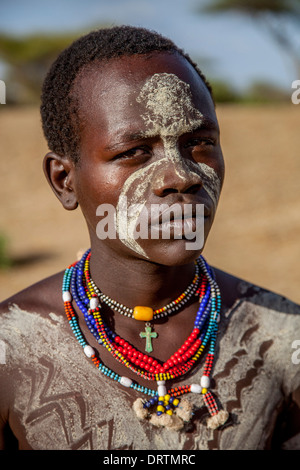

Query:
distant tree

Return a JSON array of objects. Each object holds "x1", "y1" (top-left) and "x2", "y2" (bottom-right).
[
  {"x1": 0, "y1": 27, "x2": 109, "y2": 104},
  {"x1": 197, "y1": 0, "x2": 300, "y2": 77},
  {"x1": 209, "y1": 79, "x2": 240, "y2": 102},
  {"x1": 243, "y1": 80, "x2": 290, "y2": 102},
  {"x1": 0, "y1": 32, "x2": 82, "y2": 103}
]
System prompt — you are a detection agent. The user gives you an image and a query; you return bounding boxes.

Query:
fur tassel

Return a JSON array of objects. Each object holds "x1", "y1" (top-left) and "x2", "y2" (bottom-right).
[
  {"x1": 174, "y1": 398, "x2": 193, "y2": 422},
  {"x1": 149, "y1": 412, "x2": 185, "y2": 431},
  {"x1": 133, "y1": 398, "x2": 149, "y2": 420},
  {"x1": 206, "y1": 410, "x2": 229, "y2": 430}
]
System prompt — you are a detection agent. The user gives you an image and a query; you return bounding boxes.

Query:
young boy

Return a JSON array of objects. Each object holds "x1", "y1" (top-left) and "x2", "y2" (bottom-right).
[{"x1": 0, "y1": 26, "x2": 299, "y2": 451}]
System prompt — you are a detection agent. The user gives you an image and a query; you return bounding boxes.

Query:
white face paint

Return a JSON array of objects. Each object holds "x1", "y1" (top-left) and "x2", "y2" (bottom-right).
[{"x1": 115, "y1": 73, "x2": 222, "y2": 258}]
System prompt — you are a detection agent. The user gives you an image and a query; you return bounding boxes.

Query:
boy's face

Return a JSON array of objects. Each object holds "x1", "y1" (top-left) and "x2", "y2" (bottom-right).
[{"x1": 70, "y1": 52, "x2": 225, "y2": 266}]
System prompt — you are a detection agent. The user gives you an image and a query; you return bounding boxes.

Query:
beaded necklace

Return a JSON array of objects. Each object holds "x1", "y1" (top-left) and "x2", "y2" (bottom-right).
[
  {"x1": 91, "y1": 261, "x2": 201, "y2": 319},
  {"x1": 62, "y1": 249, "x2": 229, "y2": 431}
]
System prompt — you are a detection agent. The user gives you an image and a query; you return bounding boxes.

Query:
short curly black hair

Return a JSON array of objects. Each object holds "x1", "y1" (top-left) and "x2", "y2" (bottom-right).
[{"x1": 40, "y1": 25, "x2": 213, "y2": 164}]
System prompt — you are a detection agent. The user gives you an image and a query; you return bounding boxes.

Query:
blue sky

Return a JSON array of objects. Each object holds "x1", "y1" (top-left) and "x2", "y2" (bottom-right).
[{"x1": 0, "y1": 0, "x2": 297, "y2": 91}]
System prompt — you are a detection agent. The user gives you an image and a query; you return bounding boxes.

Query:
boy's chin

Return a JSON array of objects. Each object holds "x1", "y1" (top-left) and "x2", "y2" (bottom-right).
[{"x1": 134, "y1": 238, "x2": 205, "y2": 267}]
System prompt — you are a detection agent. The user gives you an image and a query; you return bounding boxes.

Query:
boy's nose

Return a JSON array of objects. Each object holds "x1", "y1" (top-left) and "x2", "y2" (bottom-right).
[{"x1": 152, "y1": 159, "x2": 203, "y2": 197}]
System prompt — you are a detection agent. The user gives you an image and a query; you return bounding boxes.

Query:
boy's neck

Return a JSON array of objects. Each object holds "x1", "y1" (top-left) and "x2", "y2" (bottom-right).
[{"x1": 88, "y1": 244, "x2": 196, "y2": 310}]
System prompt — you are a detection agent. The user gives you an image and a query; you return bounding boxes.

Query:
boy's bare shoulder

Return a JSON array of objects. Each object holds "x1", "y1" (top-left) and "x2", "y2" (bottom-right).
[
  {"x1": 0, "y1": 271, "x2": 65, "y2": 318},
  {"x1": 213, "y1": 265, "x2": 300, "y2": 317}
]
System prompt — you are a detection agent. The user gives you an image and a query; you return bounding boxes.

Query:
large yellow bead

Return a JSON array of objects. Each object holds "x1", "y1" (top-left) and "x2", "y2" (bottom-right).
[
  {"x1": 201, "y1": 388, "x2": 208, "y2": 394},
  {"x1": 133, "y1": 306, "x2": 154, "y2": 321},
  {"x1": 157, "y1": 405, "x2": 165, "y2": 412}
]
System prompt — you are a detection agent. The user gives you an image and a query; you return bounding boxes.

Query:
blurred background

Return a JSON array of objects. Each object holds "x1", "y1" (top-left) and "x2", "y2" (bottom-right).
[{"x1": 0, "y1": 0, "x2": 299, "y2": 303}]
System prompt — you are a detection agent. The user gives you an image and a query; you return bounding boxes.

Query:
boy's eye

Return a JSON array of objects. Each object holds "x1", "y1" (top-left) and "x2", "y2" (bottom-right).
[
  {"x1": 114, "y1": 146, "x2": 151, "y2": 160},
  {"x1": 184, "y1": 138, "x2": 215, "y2": 149}
]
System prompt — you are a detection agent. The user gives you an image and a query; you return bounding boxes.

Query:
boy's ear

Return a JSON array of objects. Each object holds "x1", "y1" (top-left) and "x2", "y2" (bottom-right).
[{"x1": 43, "y1": 152, "x2": 78, "y2": 210}]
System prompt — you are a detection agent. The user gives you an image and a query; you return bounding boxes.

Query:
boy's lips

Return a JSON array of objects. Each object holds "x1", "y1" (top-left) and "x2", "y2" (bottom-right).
[
  {"x1": 140, "y1": 201, "x2": 210, "y2": 239},
  {"x1": 148, "y1": 202, "x2": 211, "y2": 227},
  {"x1": 151, "y1": 217, "x2": 200, "y2": 238}
]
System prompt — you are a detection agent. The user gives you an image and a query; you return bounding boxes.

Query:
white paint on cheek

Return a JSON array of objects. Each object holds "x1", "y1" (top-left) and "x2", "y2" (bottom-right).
[
  {"x1": 116, "y1": 160, "x2": 163, "y2": 258},
  {"x1": 197, "y1": 162, "x2": 222, "y2": 208}
]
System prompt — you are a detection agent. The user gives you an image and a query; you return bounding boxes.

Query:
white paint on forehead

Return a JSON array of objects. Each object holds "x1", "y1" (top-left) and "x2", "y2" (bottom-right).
[
  {"x1": 136, "y1": 73, "x2": 203, "y2": 137},
  {"x1": 116, "y1": 73, "x2": 221, "y2": 258}
]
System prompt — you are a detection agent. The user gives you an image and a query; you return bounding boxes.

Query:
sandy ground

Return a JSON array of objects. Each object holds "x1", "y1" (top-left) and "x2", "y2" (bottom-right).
[{"x1": 0, "y1": 104, "x2": 299, "y2": 304}]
